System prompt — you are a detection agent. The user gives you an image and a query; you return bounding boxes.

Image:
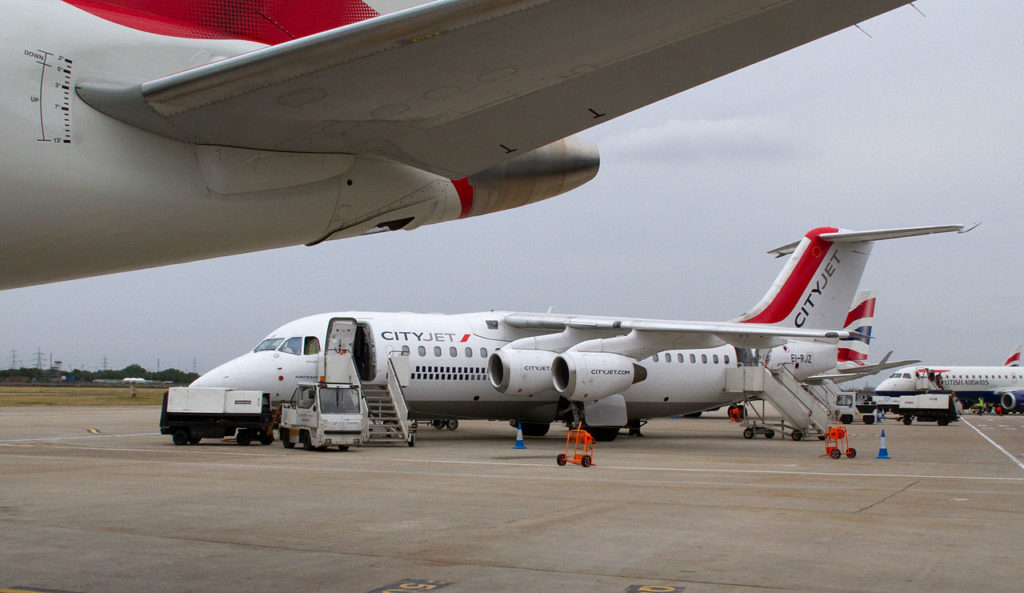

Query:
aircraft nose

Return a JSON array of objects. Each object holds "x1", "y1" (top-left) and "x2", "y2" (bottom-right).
[{"x1": 191, "y1": 359, "x2": 241, "y2": 388}]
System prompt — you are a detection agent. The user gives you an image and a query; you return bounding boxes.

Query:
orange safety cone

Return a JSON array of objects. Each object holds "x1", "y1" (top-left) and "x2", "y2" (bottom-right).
[
  {"x1": 513, "y1": 422, "x2": 526, "y2": 449},
  {"x1": 875, "y1": 429, "x2": 891, "y2": 459}
]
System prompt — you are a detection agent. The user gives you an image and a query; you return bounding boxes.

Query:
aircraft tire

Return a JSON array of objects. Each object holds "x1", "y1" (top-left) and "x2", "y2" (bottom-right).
[
  {"x1": 172, "y1": 430, "x2": 188, "y2": 446},
  {"x1": 520, "y1": 422, "x2": 550, "y2": 437},
  {"x1": 588, "y1": 426, "x2": 620, "y2": 442},
  {"x1": 445, "y1": 418, "x2": 459, "y2": 430}
]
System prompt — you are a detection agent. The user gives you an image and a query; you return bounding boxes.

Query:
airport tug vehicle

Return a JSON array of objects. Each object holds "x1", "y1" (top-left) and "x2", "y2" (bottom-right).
[{"x1": 279, "y1": 381, "x2": 368, "y2": 451}]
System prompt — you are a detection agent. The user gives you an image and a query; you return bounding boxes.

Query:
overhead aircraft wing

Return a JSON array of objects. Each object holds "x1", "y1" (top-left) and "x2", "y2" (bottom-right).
[
  {"x1": 805, "y1": 351, "x2": 920, "y2": 383},
  {"x1": 503, "y1": 313, "x2": 851, "y2": 359},
  {"x1": 78, "y1": 0, "x2": 913, "y2": 178}
]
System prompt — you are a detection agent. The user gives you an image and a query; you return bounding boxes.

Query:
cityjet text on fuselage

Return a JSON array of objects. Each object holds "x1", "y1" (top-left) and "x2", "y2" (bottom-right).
[{"x1": 381, "y1": 330, "x2": 471, "y2": 343}]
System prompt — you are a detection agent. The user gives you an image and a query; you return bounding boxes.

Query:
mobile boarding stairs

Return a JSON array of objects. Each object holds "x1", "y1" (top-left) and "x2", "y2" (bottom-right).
[{"x1": 725, "y1": 361, "x2": 839, "y2": 441}]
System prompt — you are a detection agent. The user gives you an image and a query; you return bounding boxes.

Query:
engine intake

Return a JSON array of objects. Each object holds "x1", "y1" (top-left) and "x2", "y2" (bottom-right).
[
  {"x1": 552, "y1": 352, "x2": 647, "y2": 401},
  {"x1": 488, "y1": 349, "x2": 557, "y2": 395},
  {"x1": 1000, "y1": 392, "x2": 1024, "y2": 412}
]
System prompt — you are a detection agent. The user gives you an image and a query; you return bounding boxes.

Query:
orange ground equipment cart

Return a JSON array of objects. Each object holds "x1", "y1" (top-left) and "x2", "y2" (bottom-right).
[
  {"x1": 557, "y1": 425, "x2": 595, "y2": 467},
  {"x1": 823, "y1": 423, "x2": 856, "y2": 459}
]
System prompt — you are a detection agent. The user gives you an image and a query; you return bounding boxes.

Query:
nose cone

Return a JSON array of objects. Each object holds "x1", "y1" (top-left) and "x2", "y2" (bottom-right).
[{"x1": 191, "y1": 358, "x2": 243, "y2": 389}]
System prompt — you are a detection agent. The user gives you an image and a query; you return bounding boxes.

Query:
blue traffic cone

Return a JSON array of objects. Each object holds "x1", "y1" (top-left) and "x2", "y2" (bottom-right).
[
  {"x1": 875, "y1": 429, "x2": 891, "y2": 459},
  {"x1": 513, "y1": 422, "x2": 526, "y2": 449}
]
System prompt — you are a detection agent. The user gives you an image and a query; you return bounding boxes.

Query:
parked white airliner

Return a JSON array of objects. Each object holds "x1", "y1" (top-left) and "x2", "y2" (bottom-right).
[
  {"x1": 876, "y1": 357, "x2": 1024, "y2": 414},
  {"x1": 1, "y1": 0, "x2": 916, "y2": 290},
  {"x1": 193, "y1": 224, "x2": 964, "y2": 440}
]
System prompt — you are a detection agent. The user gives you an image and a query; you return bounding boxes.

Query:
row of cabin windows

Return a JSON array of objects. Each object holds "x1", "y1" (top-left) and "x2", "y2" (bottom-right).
[
  {"x1": 890, "y1": 371, "x2": 1022, "y2": 381},
  {"x1": 412, "y1": 345, "x2": 490, "y2": 359},
  {"x1": 652, "y1": 352, "x2": 730, "y2": 365},
  {"x1": 412, "y1": 365, "x2": 486, "y2": 382}
]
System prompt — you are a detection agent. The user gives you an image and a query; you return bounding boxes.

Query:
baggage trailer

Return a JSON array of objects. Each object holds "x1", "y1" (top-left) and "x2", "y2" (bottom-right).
[
  {"x1": 898, "y1": 393, "x2": 960, "y2": 425},
  {"x1": 160, "y1": 387, "x2": 275, "y2": 446}
]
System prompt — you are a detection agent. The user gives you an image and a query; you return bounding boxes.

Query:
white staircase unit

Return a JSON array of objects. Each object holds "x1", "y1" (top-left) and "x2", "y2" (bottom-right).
[
  {"x1": 726, "y1": 366, "x2": 835, "y2": 437},
  {"x1": 363, "y1": 353, "x2": 415, "y2": 446}
]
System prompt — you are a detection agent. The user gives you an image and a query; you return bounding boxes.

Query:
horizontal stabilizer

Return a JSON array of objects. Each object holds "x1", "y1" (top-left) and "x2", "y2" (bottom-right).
[{"x1": 768, "y1": 224, "x2": 973, "y2": 257}]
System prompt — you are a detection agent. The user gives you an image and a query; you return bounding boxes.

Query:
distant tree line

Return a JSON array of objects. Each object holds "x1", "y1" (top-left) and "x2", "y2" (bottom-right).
[{"x1": 0, "y1": 363, "x2": 199, "y2": 385}]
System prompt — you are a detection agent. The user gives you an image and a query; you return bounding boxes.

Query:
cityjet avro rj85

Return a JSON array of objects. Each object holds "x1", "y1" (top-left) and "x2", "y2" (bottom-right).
[
  {"x1": 0, "y1": 0, "x2": 917, "y2": 290},
  {"x1": 193, "y1": 224, "x2": 964, "y2": 440}
]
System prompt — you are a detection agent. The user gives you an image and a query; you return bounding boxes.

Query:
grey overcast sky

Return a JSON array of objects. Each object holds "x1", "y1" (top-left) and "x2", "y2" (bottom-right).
[{"x1": 1, "y1": 0, "x2": 1021, "y2": 381}]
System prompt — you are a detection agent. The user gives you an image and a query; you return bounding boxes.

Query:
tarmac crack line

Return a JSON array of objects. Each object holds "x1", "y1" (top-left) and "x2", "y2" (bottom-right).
[{"x1": 855, "y1": 480, "x2": 919, "y2": 513}]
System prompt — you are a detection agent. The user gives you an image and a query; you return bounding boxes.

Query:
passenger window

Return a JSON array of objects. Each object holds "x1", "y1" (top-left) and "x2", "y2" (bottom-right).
[
  {"x1": 279, "y1": 337, "x2": 302, "y2": 355},
  {"x1": 303, "y1": 336, "x2": 320, "y2": 355},
  {"x1": 701, "y1": 354, "x2": 708, "y2": 364},
  {"x1": 418, "y1": 346, "x2": 426, "y2": 356},
  {"x1": 450, "y1": 346, "x2": 458, "y2": 357},
  {"x1": 401, "y1": 345, "x2": 410, "y2": 355},
  {"x1": 724, "y1": 355, "x2": 730, "y2": 365},
  {"x1": 713, "y1": 354, "x2": 719, "y2": 364},
  {"x1": 677, "y1": 354, "x2": 684, "y2": 363},
  {"x1": 690, "y1": 354, "x2": 696, "y2": 363},
  {"x1": 434, "y1": 346, "x2": 442, "y2": 357},
  {"x1": 480, "y1": 348, "x2": 488, "y2": 358},
  {"x1": 465, "y1": 347, "x2": 473, "y2": 358}
]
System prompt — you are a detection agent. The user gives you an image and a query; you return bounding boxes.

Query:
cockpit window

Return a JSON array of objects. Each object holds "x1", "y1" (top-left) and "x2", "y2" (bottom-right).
[
  {"x1": 304, "y1": 336, "x2": 320, "y2": 355},
  {"x1": 254, "y1": 338, "x2": 284, "y2": 352},
  {"x1": 279, "y1": 337, "x2": 303, "y2": 355}
]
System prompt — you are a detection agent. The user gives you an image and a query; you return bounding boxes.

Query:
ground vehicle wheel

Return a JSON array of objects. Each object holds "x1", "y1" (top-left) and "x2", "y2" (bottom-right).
[
  {"x1": 301, "y1": 431, "x2": 314, "y2": 451},
  {"x1": 581, "y1": 455, "x2": 592, "y2": 467},
  {"x1": 408, "y1": 434, "x2": 416, "y2": 447},
  {"x1": 188, "y1": 436, "x2": 201, "y2": 445},
  {"x1": 791, "y1": 430, "x2": 803, "y2": 442},
  {"x1": 556, "y1": 453, "x2": 567, "y2": 466},
  {"x1": 846, "y1": 448, "x2": 857, "y2": 458},
  {"x1": 236, "y1": 430, "x2": 252, "y2": 446},
  {"x1": 280, "y1": 428, "x2": 295, "y2": 448},
  {"x1": 764, "y1": 430, "x2": 775, "y2": 439},
  {"x1": 446, "y1": 418, "x2": 459, "y2": 430},
  {"x1": 337, "y1": 445, "x2": 349, "y2": 451},
  {"x1": 172, "y1": 430, "x2": 188, "y2": 446},
  {"x1": 830, "y1": 448, "x2": 842, "y2": 459},
  {"x1": 840, "y1": 415, "x2": 853, "y2": 424},
  {"x1": 742, "y1": 427, "x2": 754, "y2": 439},
  {"x1": 903, "y1": 416, "x2": 913, "y2": 425},
  {"x1": 258, "y1": 432, "x2": 273, "y2": 445},
  {"x1": 863, "y1": 415, "x2": 875, "y2": 425},
  {"x1": 432, "y1": 419, "x2": 445, "y2": 430},
  {"x1": 937, "y1": 418, "x2": 949, "y2": 426}
]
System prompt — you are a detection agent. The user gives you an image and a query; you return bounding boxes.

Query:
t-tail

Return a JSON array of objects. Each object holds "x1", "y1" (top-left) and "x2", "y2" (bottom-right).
[
  {"x1": 838, "y1": 289, "x2": 876, "y2": 368},
  {"x1": 733, "y1": 225, "x2": 969, "y2": 330}
]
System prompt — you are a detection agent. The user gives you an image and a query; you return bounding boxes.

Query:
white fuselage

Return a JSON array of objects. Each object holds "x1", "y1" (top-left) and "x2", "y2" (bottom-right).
[
  {"x1": 194, "y1": 311, "x2": 837, "y2": 423},
  {"x1": 876, "y1": 365, "x2": 1024, "y2": 406}
]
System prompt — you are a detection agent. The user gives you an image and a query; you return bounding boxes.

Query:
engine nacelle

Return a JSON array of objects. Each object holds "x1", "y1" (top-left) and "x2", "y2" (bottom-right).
[
  {"x1": 552, "y1": 352, "x2": 647, "y2": 401},
  {"x1": 488, "y1": 349, "x2": 558, "y2": 395},
  {"x1": 1000, "y1": 392, "x2": 1024, "y2": 412}
]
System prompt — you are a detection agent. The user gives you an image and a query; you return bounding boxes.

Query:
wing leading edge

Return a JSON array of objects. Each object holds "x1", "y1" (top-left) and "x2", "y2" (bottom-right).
[{"x1": 77, "y1": 0, "x2": 914, "y2": 178}]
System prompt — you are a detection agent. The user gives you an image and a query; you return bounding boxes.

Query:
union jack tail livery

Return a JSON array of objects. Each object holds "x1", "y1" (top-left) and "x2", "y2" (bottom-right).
[
  {"x1": 838, "y1": 289, "x2": 876, "y2": 367},
  {"x1": 1003, "y1": 345, "x2": 1021, "y2": 367}
]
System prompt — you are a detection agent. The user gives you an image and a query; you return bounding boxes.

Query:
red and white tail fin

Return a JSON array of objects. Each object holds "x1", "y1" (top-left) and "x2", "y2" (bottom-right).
[
  {"x1": 734, "y1": 225, "x2": 964, "y2": 330},
  {"x1": 1004, "y1": 345, "x2": 1022, "y2": 367},
  {"x1": 837, "y1": 289, "x2": 875, "y2": 368}
]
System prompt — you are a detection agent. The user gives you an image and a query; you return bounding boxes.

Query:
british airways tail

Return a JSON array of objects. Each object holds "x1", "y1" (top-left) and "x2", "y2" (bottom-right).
[
  {"x1": 1004, "y1": 345, "x2": 1021, "y2": 367},
  {"x1": 734, "y1": 225, "x2": 969, "y2": 330},
  {"x1": 838, "y1": 289, "x2": 876, "y2": 367}
]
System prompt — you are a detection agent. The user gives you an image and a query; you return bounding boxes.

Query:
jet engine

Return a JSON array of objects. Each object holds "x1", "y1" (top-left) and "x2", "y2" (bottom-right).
[
  {"x1": 551, "y1": 352, "x2": 647, "y2": 401},
  {"x1": 488, "y1": 349, "x2": 557, "y2": 395},
  {"x1": 1000, "y1": 392, "x2": 1024, "y2": 413}
]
